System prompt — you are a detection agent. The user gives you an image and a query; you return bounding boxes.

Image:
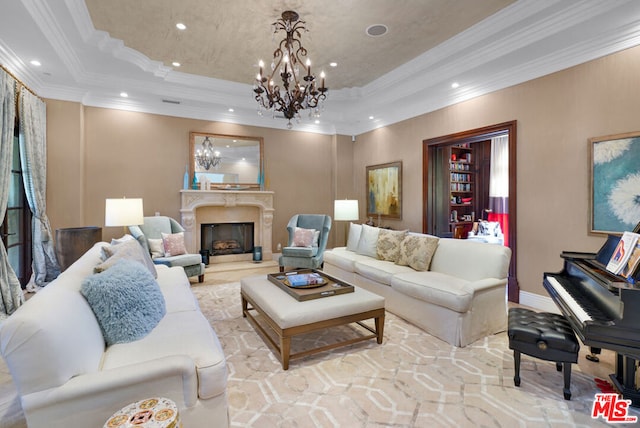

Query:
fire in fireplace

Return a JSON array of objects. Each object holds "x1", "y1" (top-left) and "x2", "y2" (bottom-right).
[{"x1": 201, "y1": 222, "x2": 254, "y2": 256}]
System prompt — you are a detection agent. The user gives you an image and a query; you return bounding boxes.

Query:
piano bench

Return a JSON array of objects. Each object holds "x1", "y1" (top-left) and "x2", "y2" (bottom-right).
[{"x1": 508, "y1": 308, "x2": 580, "y2": 400}]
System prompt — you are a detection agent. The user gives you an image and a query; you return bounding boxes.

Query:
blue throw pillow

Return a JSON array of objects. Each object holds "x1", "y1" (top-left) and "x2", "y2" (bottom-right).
[{"x1": 81, "y1": 258, "x2": 166, "y2": 346}]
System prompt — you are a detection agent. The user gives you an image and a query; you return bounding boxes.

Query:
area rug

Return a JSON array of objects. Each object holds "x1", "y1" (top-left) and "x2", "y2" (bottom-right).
[
  {"x1": 1, "y1": 282, "x2": 637, "y2": 427},
  {"x1": 193, "y1": 282, "x2": 638, "y2": 427}
]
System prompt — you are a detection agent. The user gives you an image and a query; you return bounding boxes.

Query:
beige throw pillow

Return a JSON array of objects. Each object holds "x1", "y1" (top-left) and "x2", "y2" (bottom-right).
[
  {"x1": 376, "y1": 229, "x2": 408, "y2": 262},
  {"x1": 396, "y1": 235, "x2": 439, "y2": 271},
  {"x1": 148, "y1": 238, "x2": 164, "y2": 259}
]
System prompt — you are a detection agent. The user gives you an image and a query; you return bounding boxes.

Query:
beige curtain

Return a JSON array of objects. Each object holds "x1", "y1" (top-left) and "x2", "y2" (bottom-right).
[
  {"x1": 0, "y1": 70, "x2": 24, "y2": 319},
  {"x1": 19, "y1": 89, "x2": 60, "y2": 290}
]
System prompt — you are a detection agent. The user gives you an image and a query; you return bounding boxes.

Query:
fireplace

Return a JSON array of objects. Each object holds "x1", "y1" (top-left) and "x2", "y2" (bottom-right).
[
  {"x1": 201, "y1": 222, "x2": 254, "y2": 256},
  {"x1": 180, "y1": 190, "x2": 274, "y2": 263}
]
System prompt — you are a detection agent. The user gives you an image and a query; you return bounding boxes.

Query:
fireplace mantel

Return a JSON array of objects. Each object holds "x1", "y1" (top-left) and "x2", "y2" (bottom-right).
[{"x1": 180, "y1": 190, "x2": 274, "y2": 261}]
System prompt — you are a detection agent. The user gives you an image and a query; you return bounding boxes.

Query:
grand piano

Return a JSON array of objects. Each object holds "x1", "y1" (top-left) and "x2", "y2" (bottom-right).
[{"x1": 543, "y1": 231, "x2": 640, "y2": 406}]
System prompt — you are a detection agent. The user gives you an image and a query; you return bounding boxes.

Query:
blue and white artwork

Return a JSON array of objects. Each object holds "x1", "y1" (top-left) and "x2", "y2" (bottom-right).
[{"x1": 592, "y1": 136, "x2": 640, "y2": 233}]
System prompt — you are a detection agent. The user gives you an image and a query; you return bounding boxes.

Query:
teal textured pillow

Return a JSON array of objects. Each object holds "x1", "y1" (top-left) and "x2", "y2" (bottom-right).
[{"x1": 81, "y1": 259, "x2": 166, "y2": 346}]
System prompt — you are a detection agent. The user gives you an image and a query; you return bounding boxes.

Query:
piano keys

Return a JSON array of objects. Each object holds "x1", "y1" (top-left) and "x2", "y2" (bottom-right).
[{"x1": 543, "y1": 233, "x2": 640, "y2": 406}]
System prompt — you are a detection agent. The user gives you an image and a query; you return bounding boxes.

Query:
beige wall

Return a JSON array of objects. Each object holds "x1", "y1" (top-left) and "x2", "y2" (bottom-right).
[
  {"x1": 45, "y1": 44, "x2": 640, "y2": 299},
  {"x1": 352, "y1": 45, "x2": 640, "y2": 297},
  {"x1": 46, "y1": 106, "x2": 351, "y2": 252}
]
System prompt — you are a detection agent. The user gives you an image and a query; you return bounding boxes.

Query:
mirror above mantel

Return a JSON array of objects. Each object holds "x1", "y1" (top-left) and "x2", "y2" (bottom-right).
[{"x1": 189, "y1": 132, "x2": 264, "y2": 190}]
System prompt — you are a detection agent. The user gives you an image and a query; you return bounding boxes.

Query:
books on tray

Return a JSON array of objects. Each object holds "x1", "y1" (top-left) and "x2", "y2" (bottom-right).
[
  {"x1": 606, "y1": 231, "x2": 640, "y2": 277},
  {"x1": 287, "y1": 273, "x2": 324, "y2": 287}
]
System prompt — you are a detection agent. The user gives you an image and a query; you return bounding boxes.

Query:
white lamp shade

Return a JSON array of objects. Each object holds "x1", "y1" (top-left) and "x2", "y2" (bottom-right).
[
  {"x1": 105, "y1": 198, "x2": 144, "y2": 227},
  {"x1": 334, "y1": 200, "x2": 359, "y2": 221}
]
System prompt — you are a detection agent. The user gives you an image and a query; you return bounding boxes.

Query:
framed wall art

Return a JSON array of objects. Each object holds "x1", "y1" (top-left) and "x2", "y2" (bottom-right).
[
  {"x1": 366, "y1": 161, "x2": 402, "y2": 220},
  {"x1": 590, "y1": 131, "x2": 640, "y2": 234}
]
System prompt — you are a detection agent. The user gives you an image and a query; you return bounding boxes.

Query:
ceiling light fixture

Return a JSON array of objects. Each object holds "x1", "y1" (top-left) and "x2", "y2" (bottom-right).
[
  {"x1": 172, "y1": 61, "x2": 181, "y2": 67},
  {"x1": 253, "y1": 10, "x2": 328, "y2": 129},
  {"x1": 30, "y1": 60, "x2": 41, "y2": 66},
  {"x1": 176, "y1": 23, "x2": 186, "y2": 30},
  {"x1": 451, "y1": 82, "x2": 460, "y2": 89},
  {"x1": 196, "y1": 136, "x2": 221, "y2": 170}
]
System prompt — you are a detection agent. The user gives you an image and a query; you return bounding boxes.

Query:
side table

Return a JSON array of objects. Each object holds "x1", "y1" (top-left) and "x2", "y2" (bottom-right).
[{"x1": 104, "y1": 397, "x2": 181, "y2": 428}]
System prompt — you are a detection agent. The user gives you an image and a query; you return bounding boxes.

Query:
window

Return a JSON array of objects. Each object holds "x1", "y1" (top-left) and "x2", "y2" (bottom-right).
[{"x1": 2, "y1": 131, "x2": 32, "y2": 287}]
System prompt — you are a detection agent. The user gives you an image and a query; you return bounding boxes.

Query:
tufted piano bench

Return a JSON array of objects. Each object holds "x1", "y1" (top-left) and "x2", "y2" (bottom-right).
[{"x1": 508, "y1": 307, "x2": 580, "y2": 400}]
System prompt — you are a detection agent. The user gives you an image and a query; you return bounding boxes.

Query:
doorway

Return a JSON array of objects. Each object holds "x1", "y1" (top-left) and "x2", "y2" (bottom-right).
[{"x1": 422, "y1": 121, "x2": 518, "y2": 302}]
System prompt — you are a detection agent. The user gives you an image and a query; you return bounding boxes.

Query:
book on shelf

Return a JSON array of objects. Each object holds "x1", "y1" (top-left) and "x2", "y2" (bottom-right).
[{"x1": 606, "y1": 231, "x2": 640, "y2": 275}]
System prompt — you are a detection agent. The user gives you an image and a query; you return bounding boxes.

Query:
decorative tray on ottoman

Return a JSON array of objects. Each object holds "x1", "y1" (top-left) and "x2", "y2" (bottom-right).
[{"x1": 267, "y1": 269, "x2": 354, "y2": 301}]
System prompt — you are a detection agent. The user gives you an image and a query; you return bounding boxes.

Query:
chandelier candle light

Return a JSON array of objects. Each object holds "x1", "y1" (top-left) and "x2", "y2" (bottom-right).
[{"x1": 254, "y1": 10, "x2": 328, "y2": 129}]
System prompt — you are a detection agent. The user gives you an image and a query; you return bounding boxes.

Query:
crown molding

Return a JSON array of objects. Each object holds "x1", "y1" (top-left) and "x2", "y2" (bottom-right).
[{"x1": 5, "y1": 0, "x2": 640, "y2": 136}]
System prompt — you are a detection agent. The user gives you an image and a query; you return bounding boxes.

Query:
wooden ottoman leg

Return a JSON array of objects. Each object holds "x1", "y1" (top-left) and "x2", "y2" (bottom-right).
[
  {"x1": 241, "y1": 295, "x2": 248, "y2": 318},
  {"x1": 513, "y1": 350, "x2": 521, "y2": 387},
  {"x1": 280, "y1": 336, "x2": 291, "y2": 370},
  {"x1": 375, "y1": 313, "x2": 385, "y2": 344}
]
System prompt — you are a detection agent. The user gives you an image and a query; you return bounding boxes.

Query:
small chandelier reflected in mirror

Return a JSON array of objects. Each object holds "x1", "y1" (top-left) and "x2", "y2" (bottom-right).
[
  {"x1": 196, "y1": 137, "x2": 221, "y2": 170},
  {"x1": 253, "y1": 10, "x2": 328, "y2": 129}
]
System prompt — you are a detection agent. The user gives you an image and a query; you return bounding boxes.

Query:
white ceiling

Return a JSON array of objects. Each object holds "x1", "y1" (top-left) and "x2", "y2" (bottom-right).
[{"x1": 1, "y1": 0, "x2": 640, "y2": 136}]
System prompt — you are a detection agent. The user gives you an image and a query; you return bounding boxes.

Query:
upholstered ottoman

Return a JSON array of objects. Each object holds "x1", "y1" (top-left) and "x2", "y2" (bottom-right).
[
  {"x1": 508, "y1": 307, "x2": 580, "y2": 400},
  {"x1": 241, "y1": 274, "x2": 385, "y2": 369}
]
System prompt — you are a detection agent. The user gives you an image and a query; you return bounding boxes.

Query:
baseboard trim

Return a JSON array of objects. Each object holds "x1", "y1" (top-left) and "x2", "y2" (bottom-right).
[{"x1": 518, "y1": 291, "x2": 561, "y2": 314}]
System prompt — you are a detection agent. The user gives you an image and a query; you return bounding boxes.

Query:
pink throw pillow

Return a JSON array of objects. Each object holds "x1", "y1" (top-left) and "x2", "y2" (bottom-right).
[
  {"x1": 292, "y1": 227, "x2": 315, "y2": 247},
  {"x1": 161, "y1": 232, "x2": 187, "y2": 257}
]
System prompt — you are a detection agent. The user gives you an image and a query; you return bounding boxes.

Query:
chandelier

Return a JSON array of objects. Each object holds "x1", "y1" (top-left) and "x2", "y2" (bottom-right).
[
  {"x1": 253, "y1": 10, "x2": 328, "y2": 129},
  {"x1": 195, "y1": 137, "x2": 221, "y2": 170}
]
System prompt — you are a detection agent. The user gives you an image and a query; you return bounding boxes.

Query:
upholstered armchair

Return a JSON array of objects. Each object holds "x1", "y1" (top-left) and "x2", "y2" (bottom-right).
[
  {"x1": 129, "y1": 216, "x2": 205, "y2": 282},
  {"x1": 279, "y1": 214, "x2": 332, "y2": 272}
]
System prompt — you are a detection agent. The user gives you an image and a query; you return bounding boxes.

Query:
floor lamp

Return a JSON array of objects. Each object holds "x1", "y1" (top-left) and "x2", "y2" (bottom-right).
[
  {"x1": 334, "y1": 200, "x2": 359, "y2": 246},
  {"x1": 105, "y1": 198, "x2": 144, "y2": 236}
]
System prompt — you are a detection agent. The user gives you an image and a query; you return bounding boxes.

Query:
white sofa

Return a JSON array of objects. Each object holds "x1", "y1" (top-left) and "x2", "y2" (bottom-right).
[
  {"x1": 0, "y1": 242, "x2": 228, "y2": 427},
  {"x1": 323, "y1": 225, "x2": 511, "y2": 347}
]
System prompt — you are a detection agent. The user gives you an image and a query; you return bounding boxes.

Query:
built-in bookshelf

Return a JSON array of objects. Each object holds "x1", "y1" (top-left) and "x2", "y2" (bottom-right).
[{"x1": 448, "y1": 144, "x2": 476, "y2": 235}]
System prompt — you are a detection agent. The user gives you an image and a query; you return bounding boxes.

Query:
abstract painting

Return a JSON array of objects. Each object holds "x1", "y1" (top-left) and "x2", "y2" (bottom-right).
[
  {"x1": 366, "y1": 161, "x2": 402, "y2": 219},
  {"x1": 590, "y1": 132, "x2": 640, "y2": 234}
]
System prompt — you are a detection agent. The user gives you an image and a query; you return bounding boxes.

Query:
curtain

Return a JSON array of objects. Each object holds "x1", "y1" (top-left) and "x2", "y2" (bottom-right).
[
  {"x1": 488, "y1": 134, "x2": 509, "y2": 246},
  {"x1": 0, "y1": 70, "x2": 24, "y2": 319},
  {"x1": 19, "y1": 89, "x2": 60, "y2": 290}
]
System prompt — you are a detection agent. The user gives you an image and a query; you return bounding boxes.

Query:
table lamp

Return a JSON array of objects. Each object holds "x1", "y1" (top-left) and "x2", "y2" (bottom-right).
[
  {"x1": 334, "y1": 199, "x2": 359, "y2": 245},
  {"x1": 105, "y1": 198, "x2": 144, "y2": 236}
]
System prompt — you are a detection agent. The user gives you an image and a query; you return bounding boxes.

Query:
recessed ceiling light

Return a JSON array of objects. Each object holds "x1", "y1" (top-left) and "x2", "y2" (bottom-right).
[
  {"x1": 366, "y1": 24, "x2": 388, "y2": 37},
  {"x1": 176, "y1": 23, "x2": 186, "y2": 30},
  {"x1": 329, "y1": 62, "x2": 337, "y2": 67},
  {"x1": 172, "y1": 61, "x2": 181, "y2": 67},
  {"x1": 369, "y1": 116, "x2": 374, "y2": 120},
  {"x1": 451, "y1": 82, "x2": 460, "y2": 89},
  {"x1": 30, "y1": 60, "x2": 41, "y2": 67},
  {"x1": 315, "y1": 120, "x2": 320, "y2": 124},
  {"x1": 120, "y1": 92, "x2": 128, "y2": 98},
  {"x1": 228, "y1": 108, "x2": 234, "y2": 112}
]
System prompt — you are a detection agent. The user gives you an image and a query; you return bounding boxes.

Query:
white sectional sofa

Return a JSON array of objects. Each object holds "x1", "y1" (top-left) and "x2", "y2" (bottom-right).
[
  {"x1": 0, "y1": 241, "x2": 228, "y2": 427},
  {"x1": 323, "y1": 224, "x2": 511, "y2": 347}
]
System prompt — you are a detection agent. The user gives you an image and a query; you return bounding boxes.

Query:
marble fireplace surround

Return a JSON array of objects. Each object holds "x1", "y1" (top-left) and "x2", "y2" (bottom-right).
[{"x1": 180, "y1": 190, "x2": 274, "y2": 262}]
